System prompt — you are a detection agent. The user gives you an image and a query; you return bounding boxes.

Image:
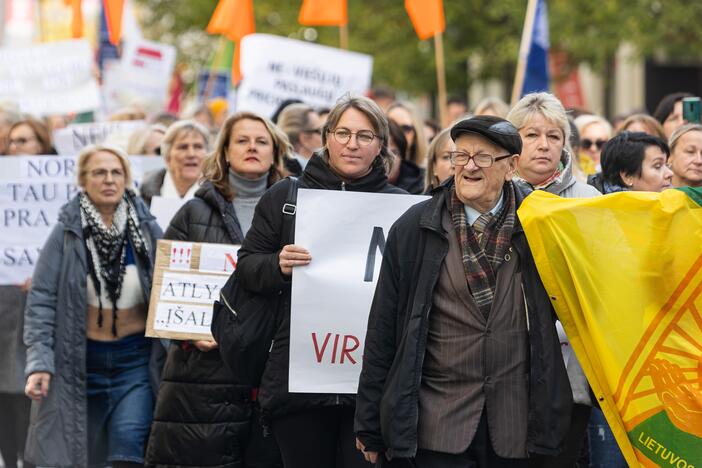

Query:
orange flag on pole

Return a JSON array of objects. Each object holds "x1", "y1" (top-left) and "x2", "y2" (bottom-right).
[
  {"x1": 64, "y1": 0, "x2": 83, "y2": 38},
  {"x1": 298, "y1": 0, "x2": 347, "y2": 26},
  {"x1": 405, "y1": 0, "x2": 445, "y2": 40},
  {"x1": 103, "y1": 0, "x2": 124, "y2": 46},
  {"x1": 206, "y1": 0, "x2": 255, "y2": 84}
]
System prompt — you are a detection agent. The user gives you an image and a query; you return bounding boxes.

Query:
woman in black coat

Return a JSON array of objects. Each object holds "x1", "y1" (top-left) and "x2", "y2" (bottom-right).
[
  {"x1": 236, "y1": 95, "x2": 405, "y2": 468},
  {"x1": 145, "y1": 112, "x2": 291, "y2": 468}
]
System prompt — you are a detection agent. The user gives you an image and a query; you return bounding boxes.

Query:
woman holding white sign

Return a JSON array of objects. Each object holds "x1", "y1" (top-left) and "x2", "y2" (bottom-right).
[
  {"x1": 236, "y1": 95, "x2": 405, "y2": 468},
  {"x1": 23, "y1": 144, "x2": 163, "y2": 467},
  {"x1": 145, "y1": 111, "x2": 290, "y2": 468}
]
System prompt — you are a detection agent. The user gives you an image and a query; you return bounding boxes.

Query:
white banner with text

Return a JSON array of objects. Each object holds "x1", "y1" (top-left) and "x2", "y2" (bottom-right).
[
  {"x1": 0, "y1": 39, "x2": 100, "y2": 116},
  {"x1": 0, "y1": 155, "x2": 164, "y2": 285},
  {"x1": 236, "y1": 34, "x2": 373, "y2": 118},
  {"x1": 289, "y1": 189, "x2": 428, "y2": 393}
]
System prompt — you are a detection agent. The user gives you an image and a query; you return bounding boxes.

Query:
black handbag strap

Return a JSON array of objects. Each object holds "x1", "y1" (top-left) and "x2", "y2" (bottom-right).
[{"x1": 281, "y1": 176, "x2": 299, "y2": 244}]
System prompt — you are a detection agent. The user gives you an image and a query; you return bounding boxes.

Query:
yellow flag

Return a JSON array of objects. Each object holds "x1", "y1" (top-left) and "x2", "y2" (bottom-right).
[{"x1": 519, "y1": 188, "x2": 702, "y2": 467}]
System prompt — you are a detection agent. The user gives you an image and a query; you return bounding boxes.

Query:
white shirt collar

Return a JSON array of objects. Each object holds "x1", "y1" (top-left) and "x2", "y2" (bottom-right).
[
  {"x1": 463, "y1": 191, "x2": 504, "y2": 226},
  {"x1": 160, "y1": 170, "x2": 200, "y2": 200}
]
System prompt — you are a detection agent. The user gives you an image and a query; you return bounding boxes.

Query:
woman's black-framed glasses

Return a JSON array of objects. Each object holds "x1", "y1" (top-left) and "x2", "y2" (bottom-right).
[
  {"x1": 448, "y1": 151, "x2": 512, "y2": 168},
  {"x1": 329, "y1": 128, "x2": 376, "y2": 146}
]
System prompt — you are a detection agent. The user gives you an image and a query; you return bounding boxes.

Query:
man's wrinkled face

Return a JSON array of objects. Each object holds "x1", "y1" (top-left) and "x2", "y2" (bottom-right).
[{"x1": 453, "y1": 133, "x2": 517, "y2": 212}]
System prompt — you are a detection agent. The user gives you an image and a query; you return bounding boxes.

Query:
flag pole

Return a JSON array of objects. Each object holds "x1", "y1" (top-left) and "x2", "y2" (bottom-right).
[
  {"x1": 510, "y1": 0, "x2": 538, "y2": 105},
  {"x1": 339, "y1": 24, "x2": 349, "y2": 49},
  {"x1": 434, "y1": 32, "x2": 448, "y2": 127}
]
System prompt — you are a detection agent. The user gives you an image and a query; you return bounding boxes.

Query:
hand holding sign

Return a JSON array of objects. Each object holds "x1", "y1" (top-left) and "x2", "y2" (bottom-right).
[{"x1": 279, "y1": 244, "x2": 312, "y2": 276}]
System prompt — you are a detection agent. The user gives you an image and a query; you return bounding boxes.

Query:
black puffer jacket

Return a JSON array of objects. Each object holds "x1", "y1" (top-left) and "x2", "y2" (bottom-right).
[
  {"x1": 145, "y1": 181, "x2": 280, "y2": 468},
  {"x1": 237, "y1": 155, "x2": 406, "y2": 420},
  {"x1": 355, "y1": 180, "x2": 572, "y2": 458}
]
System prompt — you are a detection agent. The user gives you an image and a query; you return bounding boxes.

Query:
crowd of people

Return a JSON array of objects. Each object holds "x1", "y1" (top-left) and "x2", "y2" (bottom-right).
[{"x1": 0, "y1": 88, "x2": 700, "y2": 468}]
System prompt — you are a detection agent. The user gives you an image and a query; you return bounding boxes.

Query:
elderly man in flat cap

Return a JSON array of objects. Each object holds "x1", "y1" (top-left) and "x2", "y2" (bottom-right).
[{"x1": 354, "y1": 116, "x2": 572, "y2": 468}]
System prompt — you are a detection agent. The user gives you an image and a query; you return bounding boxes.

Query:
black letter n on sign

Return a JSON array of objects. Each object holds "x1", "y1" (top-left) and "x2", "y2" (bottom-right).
[{"x1": 364, "y1": 226, "x2": 385, "y2": 282}]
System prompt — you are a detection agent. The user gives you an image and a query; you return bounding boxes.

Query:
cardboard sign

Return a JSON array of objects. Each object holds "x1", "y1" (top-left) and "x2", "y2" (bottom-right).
[
  {"x1": 146, "y1": 240, "x2": 240, "y2": 340},
  {"x1": 0, "y1": 39, "x2": 100, "y2": 115},
  {"x1": 53, "y1": 120, "x2": 146, "y2": 155},
  {"x1": 236, "y1": 34, "x2": 373, "y2": 117},
  {"x1": 289, "y1": 189, "x2": 428, "y2": 393},
  {"x1": 0, "y1": 155, "x2": 164, "y2": 285}
]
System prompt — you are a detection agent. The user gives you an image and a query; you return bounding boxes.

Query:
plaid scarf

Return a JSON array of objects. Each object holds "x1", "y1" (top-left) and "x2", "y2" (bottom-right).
[{"x1": 450, "y1": 182, "x2": 516, "y2": 317}]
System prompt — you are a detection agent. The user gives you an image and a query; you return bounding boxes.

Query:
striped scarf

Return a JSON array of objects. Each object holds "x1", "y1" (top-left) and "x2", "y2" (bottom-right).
[{"x1": 450, "y1": 182, "x2": 516, "y2": 317}]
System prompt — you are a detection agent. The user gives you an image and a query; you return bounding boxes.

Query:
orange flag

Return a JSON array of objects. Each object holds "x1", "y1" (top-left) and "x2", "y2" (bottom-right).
[
  {"x1": 298, "y1": 0, "x2": 347, "y2": 26},
  {"x1": 103, "y1": 0, "x2": 125, "y2": 46},
  {"x1": 405, "y1": 0, "x2": 445, "y2": 40},
  {"x1": 64, "y1": 0, "x2": 83, "y2": 38},
  {"x1": 206, "y1": 0, "x2": 255, "y2": 84}
]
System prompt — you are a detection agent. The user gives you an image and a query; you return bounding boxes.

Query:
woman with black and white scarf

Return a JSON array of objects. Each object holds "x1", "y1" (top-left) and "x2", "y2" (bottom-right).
[{"x1": 23, "y1": 144, "x2": 164, "y2": 468}]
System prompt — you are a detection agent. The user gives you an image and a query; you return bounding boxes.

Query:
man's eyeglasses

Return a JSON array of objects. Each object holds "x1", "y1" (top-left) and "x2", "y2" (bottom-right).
[
  {"x1": 580, "y1": 138, "x2": 607, "y2": 150},
  {"x1": 448, "y1": 151, "x2": 512, "y2": 168},
  {"x1": 329, "y1": 128, "x2": 376, "y2": 146},
  {"x1": 89, "y1": 168, "x2": 125, "y2": 180}
]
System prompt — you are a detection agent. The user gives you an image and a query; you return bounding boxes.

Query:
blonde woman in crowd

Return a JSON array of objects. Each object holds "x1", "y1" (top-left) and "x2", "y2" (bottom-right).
[
  {"x1": 668, "y1": 123, "x2": 702, "y2": 188},
  {"x1": 126, "y1": 124, "x2": 167, "y2": 156},
  {"x1": 423, "y1": 127, "x2": 455, "y2": 191},
  {"x1": 387, "y1": 101, "x2": 428, "y2": 166},
  {"x1": 617, "y1": 113, "x2": 666, "y2": 139},
  {"x1": 574, "y1": 114, "x2": 613, "y2": 175}
]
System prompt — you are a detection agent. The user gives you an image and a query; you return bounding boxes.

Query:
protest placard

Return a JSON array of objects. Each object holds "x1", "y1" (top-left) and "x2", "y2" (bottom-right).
[
  {"x1": 53, "y1": 120, "x2": 147, "y2": 155},
  {"x1": 102, "y1": 39, "x2": 176, "y2": 115},
  {"x1": 0, "y1": 39, "x2": 100, "y2": 116},
  {"x1": 149, "y1": 195, "x2": 188, "y2": 231},
  {"x1": 289, "y1": 189, "x2": 428, "y2": 393},
  {"x1": 236, "y1": 34, "x2": 373, "y2": 117},
  {"x1": 0, "y1": 155, "x2": 164, "y2": 285},
  {"x1": 146, "y1": 240, "x2": 240, "y2": 341}
]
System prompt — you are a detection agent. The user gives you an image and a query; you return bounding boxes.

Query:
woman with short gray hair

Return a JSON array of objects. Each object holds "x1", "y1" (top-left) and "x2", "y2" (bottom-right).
[{"x1": 139, "y1": 120, "x2": 210, "y2": 206}]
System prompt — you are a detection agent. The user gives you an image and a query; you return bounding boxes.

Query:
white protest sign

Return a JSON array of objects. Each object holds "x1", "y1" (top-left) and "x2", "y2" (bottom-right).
[
  {"x1": 53, "y1": 120, "x2": 146, "y2": 155},
  {"x1": 146, "y1": 240, "x2": 240, "y2": 340},
  {"x1": 0, "y1": 155, "x2": 164, "y2": 285},
  {"x1": 150, "y1": 196, "x2": 187, "y2": 232},
  {"x1": 289, "y1": 189, "x2": 428, "y2": 393},
  {"x1": 236, "y1": 34, "x2": 373, "y2": 117},
  {"x1": 102, "y1": 39, "x2": 176, "y2": 115},
  {"x1": 0, "y1": 39, "x2": 100, "y2": 116}
]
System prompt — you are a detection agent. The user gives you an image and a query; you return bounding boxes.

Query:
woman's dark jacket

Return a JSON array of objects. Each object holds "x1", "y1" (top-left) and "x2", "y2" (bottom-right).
[
  {"x1": 236, "y1": 154, "x2": 405, "y2": 420},
  {"x1": 395, "y1": 159, "x2": 425, "y2": 195},
  {"x1": 354, "y1": 180, "x2": 573, "y2": 459},
  {"x1": 145, "y1": 180, "x2": 277, "y2": 468}
]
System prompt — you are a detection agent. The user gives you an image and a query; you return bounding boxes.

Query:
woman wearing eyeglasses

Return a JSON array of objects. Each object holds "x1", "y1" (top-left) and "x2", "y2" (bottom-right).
[
  {"x1": 5, "y1": 118, "x2": 55, "y2": 155},
  {"x1": 23, "y1": 145, "x2": 163, "y2": 467},
  {"x1": 574, "y1": 114, "x2": 613, "y2": 176},
  {"x1": 236, "y1": 95, "x2": 405, "y2": 468},
  {"x1": 277, "y1": 103, "x2": 323, "y2": 176},
  {"x1": 507, "y1": 92, "x2": 599, "y2": 468}
]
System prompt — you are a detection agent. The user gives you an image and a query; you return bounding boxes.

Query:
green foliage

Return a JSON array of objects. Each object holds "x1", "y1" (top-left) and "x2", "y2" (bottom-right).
[{"x1": 134, "y1": 0, "x2": 702, "y2": 98}]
